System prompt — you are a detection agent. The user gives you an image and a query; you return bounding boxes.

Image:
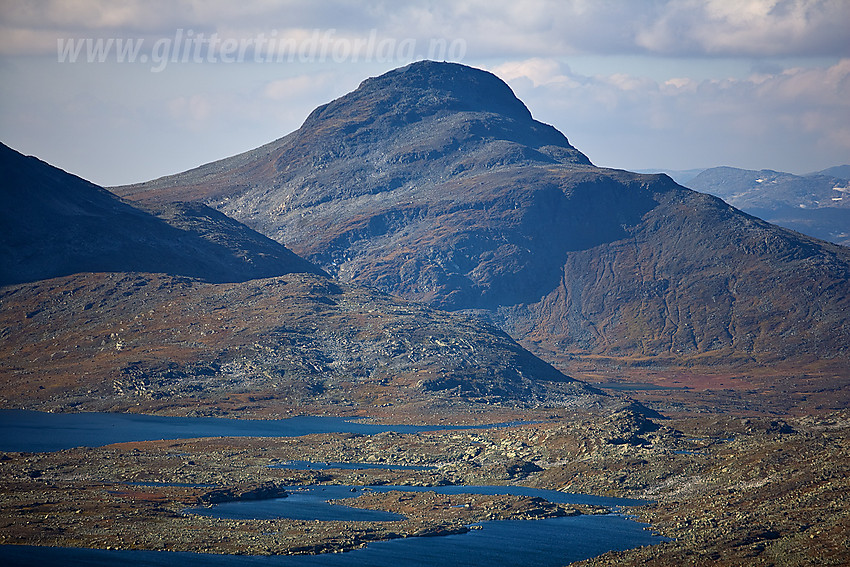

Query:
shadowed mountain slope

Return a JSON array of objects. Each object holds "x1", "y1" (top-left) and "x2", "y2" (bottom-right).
[
  {"x1": 115, "y1": 61, "x2": 850, "y2": 368},
  {"x1": 0, "y1": 142, "x2": 323, "y2": 286}
]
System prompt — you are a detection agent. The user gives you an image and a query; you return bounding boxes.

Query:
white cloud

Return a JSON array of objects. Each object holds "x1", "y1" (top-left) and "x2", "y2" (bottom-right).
[
  {"x1": 635, "y1": 0, "x2": 850, "y2": 56},
  {"x1": 2, "y1": 0, "x2": 848, "y2": 58},
  {"x1": 490, "y1": 58, "x2": 573, "y2": 87},
  {"x1": 662, "y1": 77, "x2": 699, "y2": 93},
  {"x1": 495, "y1": 57, "x2": 850, "y2": 173},
  {"x1": 167, "y1": 94, "x2": 214, "y2": 129}
]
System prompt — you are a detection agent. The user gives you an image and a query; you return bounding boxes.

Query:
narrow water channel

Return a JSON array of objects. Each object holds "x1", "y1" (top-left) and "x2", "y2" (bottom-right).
[
  {"x1": 0, "y1": 410, "x2": 670, "y2": 565},
  {"x1": 0, "y1": 410, "x2": 532, "y2": 452}
]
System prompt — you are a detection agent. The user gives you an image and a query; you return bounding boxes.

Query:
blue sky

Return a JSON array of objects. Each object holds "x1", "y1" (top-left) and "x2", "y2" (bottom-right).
[{"x1": 1, "y1": 0, "x2": 848, "y2": 186}]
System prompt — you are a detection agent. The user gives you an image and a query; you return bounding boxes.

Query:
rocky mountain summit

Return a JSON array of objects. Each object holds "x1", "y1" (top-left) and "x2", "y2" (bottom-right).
[
  {"x1": 116, "y1": 61, "x2": 850, "y2": 369},
  {"x1": 117, "y1": 61, "x2": 591, "y2": 209}
]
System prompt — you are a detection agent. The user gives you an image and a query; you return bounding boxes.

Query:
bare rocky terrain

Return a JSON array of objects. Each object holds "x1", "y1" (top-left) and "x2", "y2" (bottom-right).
[
  {"x1": 0, "y1": 271, "x2": 602, "y2": 415},
  {"x1": 2, "y1": 61, "x2": 849, "y2": 566}
]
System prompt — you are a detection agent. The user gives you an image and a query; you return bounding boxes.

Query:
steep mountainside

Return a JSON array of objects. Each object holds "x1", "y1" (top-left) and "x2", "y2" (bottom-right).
[
  {"x1": 0, "y1": 142, "x2": 322, "y2": 285},
  {"x1": 686, "y1": 166, "x2": 850, "y2": 246},
  {"x1": 0, "y1": 140, "x2": 602, "y2": 413},
  {"x1": 115, "y1": 61, "x2": 850, "y2": 368}
]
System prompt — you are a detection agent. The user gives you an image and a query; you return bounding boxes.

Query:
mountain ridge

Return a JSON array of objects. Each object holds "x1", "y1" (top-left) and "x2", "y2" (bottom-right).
[
  {"x1": 808, "y1": 164, "x2": 850, "y2": 180},
  {"x1": 113, "y1": 61, "x2": 850, "y2": 370}
]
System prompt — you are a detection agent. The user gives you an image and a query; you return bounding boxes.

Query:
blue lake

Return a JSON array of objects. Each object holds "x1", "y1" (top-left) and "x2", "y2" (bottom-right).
[
  {"x1": 0, "y1": 410, "x2": 670, "y2": 565},
  {"x1": 188, "y1": 485, "x2": 406, "y2": 522},
  {"x1": 0, "y1": 410, "x2": 530, "y2": 452},
  {"x1": 1, "y1": 513, "x2": 665, "y2": 566},
  {"x1": 185, "y1": 484, "x2": 647, "y2": 522}
]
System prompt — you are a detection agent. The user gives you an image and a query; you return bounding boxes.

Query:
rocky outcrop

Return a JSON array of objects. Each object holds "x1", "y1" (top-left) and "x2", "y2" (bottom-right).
[{"x1": 0, "y1": 271, "x2": 604, "y2": 412}]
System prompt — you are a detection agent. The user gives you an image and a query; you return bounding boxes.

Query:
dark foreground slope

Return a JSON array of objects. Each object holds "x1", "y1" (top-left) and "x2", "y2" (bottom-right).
[
  {"x1": 0, "y1": 142, "x2": 322, "y2": 286},
  {"x1": 0, "y1": 142, "x2": 602, "y2": 413},
  {"x1": 116, "y1": 61, "x2": 850, "y2": 369}
]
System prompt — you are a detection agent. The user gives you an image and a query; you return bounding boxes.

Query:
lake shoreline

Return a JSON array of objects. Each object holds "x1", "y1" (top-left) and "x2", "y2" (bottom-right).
[
  {"x1": 1, "y1": 408, "x2": 847, "y2": 565},
  {"x1": 0, "y1": 410, "x2": 664, "y2": 562}
]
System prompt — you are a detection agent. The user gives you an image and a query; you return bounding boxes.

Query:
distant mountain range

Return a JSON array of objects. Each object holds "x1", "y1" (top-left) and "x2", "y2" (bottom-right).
[
  {"x1": 682, "y1": 166, "x2": 850, "y2": 247},
  {"x1": 811, "y1": 165, "x2": 850, "y2": 180},
  {"x1": 114, "y1": 61, "x2": 850, "y2": 370},
  {"x1": 1, "y1": 141, "x2": 599, "y2": 413}
]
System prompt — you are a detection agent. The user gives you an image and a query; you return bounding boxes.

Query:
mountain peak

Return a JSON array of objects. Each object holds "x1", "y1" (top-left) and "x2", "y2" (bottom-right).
[
  {"x1": 116, "y1": 61, "x2": 590, "y2": 206},
  {"x1": 303, "y1": 61, "x2": 533, "y2": 130},
  {"x1": 354, "y1": 60, "x2": 533, "y2": 121},
  {"x1": 295, "y1": 60, "x2": 589, "y2": 166}
]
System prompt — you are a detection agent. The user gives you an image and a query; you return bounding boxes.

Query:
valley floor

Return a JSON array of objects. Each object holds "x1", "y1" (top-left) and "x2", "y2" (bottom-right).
[{"x1": 1, "y1": 400, "x2": 848, "y2": 566}]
